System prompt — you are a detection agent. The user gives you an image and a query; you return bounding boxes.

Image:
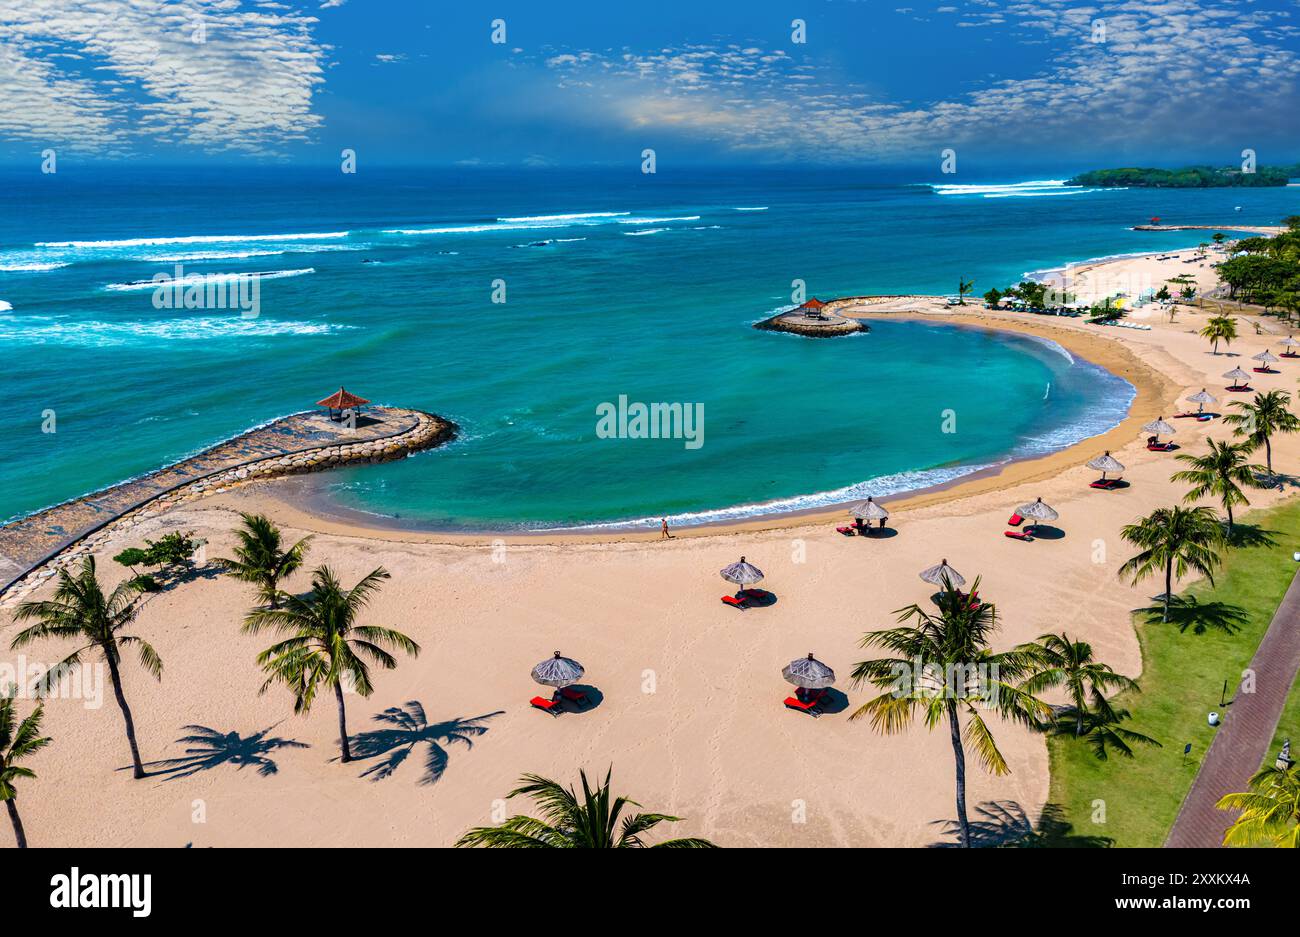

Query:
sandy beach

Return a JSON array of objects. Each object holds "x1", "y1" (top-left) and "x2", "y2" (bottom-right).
[{"x1": 6, "y1": 241, "x2": 1300, "y2": 848}]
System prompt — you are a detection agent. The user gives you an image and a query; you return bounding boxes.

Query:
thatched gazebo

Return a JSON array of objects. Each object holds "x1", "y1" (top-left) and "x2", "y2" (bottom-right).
[{"x1": 317, "y1": 387, "x2": 370, "y2": 421}]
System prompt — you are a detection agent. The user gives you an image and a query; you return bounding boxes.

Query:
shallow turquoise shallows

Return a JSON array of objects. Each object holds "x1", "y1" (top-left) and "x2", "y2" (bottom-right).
[{"x1": 2, "y1": 166, "x2": 1295, "y2": 529}]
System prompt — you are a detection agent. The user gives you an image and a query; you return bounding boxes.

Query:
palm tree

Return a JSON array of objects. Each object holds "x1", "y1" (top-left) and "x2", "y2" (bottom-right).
[
  {"x1": 848, "y1": 579, "x2": 1049, "y2": 848},
  {"x1": 1171, "y1": 439, "x2": 1265, "y2": 528},
  {"x1": 456, "y1": 768, "x2": 716, "y2": 848},
  {"x1": 1223, "y1": 389, "x2": 1300, "y2": 474},
  {"x1": 1118, "y1": 506, "x2": 1224, "y2": 622},
  {"x1": 1020, "y1": 633, "x2": 1159, "y2": 759},
  {"x1": 0, "y1": 689, "x2": 51, "y2": 848},
  {"x1": 11, "y1": 557, "x2": 160, "y2": 779},
  {"x1": 1199, "y1": 315, "x2": 1238, "y2": 354},
  {"x1": 957, "y1": 276, "x2": 975, "y2": 305},
  {"x1": 1216, "y1": 764, "x2": 1300, "y2": 847},
  {"x1": 243, "y1": 565, "x2": 418, "y2": 763},
  {"x1": 1022, "y1": 633, "x2": 1140, "y2": 737},
  {"x1": 214, "y1": 513, "x2": 312, "y2": 609}
]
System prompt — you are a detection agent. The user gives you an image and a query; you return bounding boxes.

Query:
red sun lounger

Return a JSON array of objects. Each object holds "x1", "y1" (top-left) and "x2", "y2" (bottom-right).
[
  {"x1": 1004, "y1": 530, "x2": 1033, "y2": 541},
  {"x1": 560, "y1": 687, "x2": 588, "y2": 705},
  {"x1": 784, "y1": 690, "x2": 825, "y2": 715},
  {"x1": 1007, "y1": 512, "x2": 1024, "y2": 526},
  {"x1": 530, "y1": 696, "x2": 561, "y2": 715},
  {"x1": 836, "y1": 525, "x2": 856, "y2": 536},
  {"x1": 1090, "y1": 478, "x2": 1123, "y2": 490},
  {"x1": 1147, "y1": 442, "x2": 1175, "y2": 452},
  {"x1": 721, "y1": 595, "x2": 748, "y2": 609}
]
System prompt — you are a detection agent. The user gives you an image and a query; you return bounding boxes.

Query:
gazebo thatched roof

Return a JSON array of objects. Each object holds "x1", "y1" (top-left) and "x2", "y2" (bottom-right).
[{"x1": 317, "y1": 387, "x2": 370, "y2": 409}]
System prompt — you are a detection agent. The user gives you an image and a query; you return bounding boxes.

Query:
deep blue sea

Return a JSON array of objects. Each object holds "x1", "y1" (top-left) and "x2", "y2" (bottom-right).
[{"x1": 2, "y1": 166, "x2": 1295, "y2": 529}]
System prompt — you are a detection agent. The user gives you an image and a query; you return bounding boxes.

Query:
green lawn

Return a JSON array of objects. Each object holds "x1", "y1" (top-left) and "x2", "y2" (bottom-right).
[{"x1": 1045, "y1": 496, "x2": 1300, "y2": 847}]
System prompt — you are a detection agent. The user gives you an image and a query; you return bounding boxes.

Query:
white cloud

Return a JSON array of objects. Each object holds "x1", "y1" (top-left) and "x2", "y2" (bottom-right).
[
  {"x1": 541, "y1": 0, "x2": 1300, "y2": 162},
  {"x1": 0, "y1": 0, "x2": 329, "y2": 154}
]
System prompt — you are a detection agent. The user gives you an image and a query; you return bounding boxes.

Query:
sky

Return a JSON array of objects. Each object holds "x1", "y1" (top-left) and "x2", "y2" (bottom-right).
[{"x1": 1, "y1": 0, "x2": 1299, "y2": 172}]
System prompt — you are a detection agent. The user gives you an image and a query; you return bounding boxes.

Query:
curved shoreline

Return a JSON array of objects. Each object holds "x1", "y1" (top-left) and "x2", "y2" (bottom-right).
[{"x1": 216, "y1": 305, "x2": 1176, "y2": 546}]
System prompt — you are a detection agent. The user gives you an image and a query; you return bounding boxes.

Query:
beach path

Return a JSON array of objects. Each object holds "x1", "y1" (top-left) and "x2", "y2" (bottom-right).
[
  {"x1": 0, "y1": 407, "x2": 430, "y2": 595},
  {"x1": 1165, "y1": 569, "x2": 1300, "y2": 848}
]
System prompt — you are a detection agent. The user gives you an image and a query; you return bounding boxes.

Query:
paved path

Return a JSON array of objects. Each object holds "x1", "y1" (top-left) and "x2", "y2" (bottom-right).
[
  {"x1": 0, "y1": 407, "x2": 421, "y2": 593},
  {"x1": 1165, "y1": 569, "x2": 1300, "y2": 847}
]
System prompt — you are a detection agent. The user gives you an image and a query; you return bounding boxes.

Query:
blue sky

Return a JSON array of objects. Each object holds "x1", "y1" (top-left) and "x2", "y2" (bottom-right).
[{"x1": 2, "y1": 0, "x2": 1299, "y2": 171}]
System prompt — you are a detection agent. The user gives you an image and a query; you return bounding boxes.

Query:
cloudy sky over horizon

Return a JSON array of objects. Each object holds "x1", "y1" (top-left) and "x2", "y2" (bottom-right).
[{"x1": 1, "y1": 0, "x2": 1299, "y2": 170}]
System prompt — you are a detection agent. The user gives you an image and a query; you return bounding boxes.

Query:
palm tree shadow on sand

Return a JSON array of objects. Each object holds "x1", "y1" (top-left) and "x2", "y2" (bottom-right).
[
  {"x1": 349, "y1": 701, "x2": 503, "y2": 784},
  {"x1": 928, "y1": 801, "x2": 1113, "y2": 848},
  {"x1": 1138, "y1": 595, "x2": 1249, "y2": 635},
  {"x1": 138, "y1": 725, "x2": 310, "y2": 780}
]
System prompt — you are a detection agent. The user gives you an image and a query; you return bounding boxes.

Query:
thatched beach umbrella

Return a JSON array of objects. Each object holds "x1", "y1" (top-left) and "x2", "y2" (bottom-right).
[
  {"x1": 1086, "y1": 451, "x2": 1125, "y2": 480},
  {"x1": 850, "y1": 497, "x2": 889, "y2": 523},
  {"x1": 1280, "y1": 337, "x2": 1300, "y2": 357},
  {"x1": 1141, "y1": 417, "x2": 1176, "y2": 444},
  {"x1": 1252, "y1": 350, "x2": 1280, "y2": 369},
  {"x1": 1186, "y1": 388, "x2": 1217, "y2": 413},
  {"x1": 919, "y1": 558, "x2": 965, "y2": 588},
  {"x1": 782, "y1": 653, "x2": 836, "y2": 690},
  {"x1": 1016, "y1": 497, "x2": 1059, "y2": 530},
  {"x1": 1223, "y1": 366, "x2": 1252, "y2": 389},
  {"x1": 531, "y1": 651, "x2": 584, "y2": 688},
  {"x1": 720, "y1": 556, "x2": 764, "y2": 595}
]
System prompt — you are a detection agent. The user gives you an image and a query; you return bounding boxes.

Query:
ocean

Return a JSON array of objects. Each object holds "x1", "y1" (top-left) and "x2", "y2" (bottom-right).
[{"x1": 2, "y1": 166, "x2": 1295, "y2": 529}]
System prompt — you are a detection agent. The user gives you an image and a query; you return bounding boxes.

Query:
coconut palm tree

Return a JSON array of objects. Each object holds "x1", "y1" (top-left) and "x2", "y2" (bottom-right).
[
  {"x1": 1223, "y1": 389, "x2": 1300, "y2": 475},
  {"x1": 1171, "y1": 439, "x2": 1266, "y2": 528},
  {"x1": 1216, "y1": 764, "x2": 1300, "y2": 848},
  {"x1": 11, "y1": 557, "x2": 160, "y2": 779},
  {"x1": 1119, "y1": 506, "x2": 1224, "y2": 623},
  {"x1": 848, "y1": 579, "x2": 1049, "y2": 848},
  {"x1": 1022, "y1": 632, "x2": 1140, "y2": 736},
  {"x1": 456, "y1": 768, "x2": 716, "y2": 848},
  {"x1": 214, "y1": 513, "x2": 313, "y2": 609},
  {"x1": 957, "y1": 276, "x2": 975, "y2": 305},
  {"x1": 1199, "y1": 315, "x2": 1238, "y2": 354},
  {"x1": 0, "y1": 689, "x2": 51, "y2": 848},
  {"x1": 1020, "y1": 633, "x2": 1158, "y2": 759},
  {"x1": 243, "y1": 565, "x2": 418, "y2": 763}
]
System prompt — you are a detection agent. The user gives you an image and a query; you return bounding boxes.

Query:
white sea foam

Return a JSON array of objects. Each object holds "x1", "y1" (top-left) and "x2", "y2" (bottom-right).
[
  {"x1": 0, "y1": 315, "x2": 349, "y2": 346},
  {"x1": 497, "y1": 212, "x2": 629, "y2": 222},
  {"x1": 0, "y1": 300, "x2": 11, "y2": 312},
  {"x1": 104, "y1": 268, "x2": 316, "y2": 291},
  {"x1": 36, "y1": 231, "x2": 350, "y2": 249},
  {"x1": 929, "y1": 180, "x2": 1114, "y2": 199},
  {"x1": 732, "y1": 206, "x2": 768, "y2": 211},
  {"x1": 0, "y1": 261, "x2": 69, "y2": 272},
  {"x1": 618, "y1": 215, "x2": 701, "y2": 224},
  {"x1": 623, "y1": 228, "x2": 667, "y2": 236},
  {"x1": 148, "y1": 245, "x2": 362, "y2": 263}
]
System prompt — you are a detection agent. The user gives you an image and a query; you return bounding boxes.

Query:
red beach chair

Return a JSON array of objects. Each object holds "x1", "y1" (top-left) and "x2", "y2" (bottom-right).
[
  {"x1": 1007, "y1": 512, "x2": 1024, "y2": 526},
  {"x1": 530, "y1": 696, "x2": 561, "y2": 716},
  {"x1": 721, "y1": 595, "x2": 748, "y2": 609},
  {"x1": 560, "y1": 687, "x2": 588, "y2": 706},
  {"x1": 836, "y1": 525, "x2": 856, "y2": 536},
  {"x1": 1004, "y1": 530, "x2": 1033, "y2": 541},
  {"x1": 1147, "y1": 442, "x2": 1175, "y2": 452},
  {"x1": 1090, "y1": 477, "x2": 1123, "y2": 490}
]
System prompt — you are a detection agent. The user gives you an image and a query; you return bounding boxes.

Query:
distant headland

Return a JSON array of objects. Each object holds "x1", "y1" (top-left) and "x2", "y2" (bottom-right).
[{"x1": 1068, "y1": 165, "x2": 1300, "y2": 188}]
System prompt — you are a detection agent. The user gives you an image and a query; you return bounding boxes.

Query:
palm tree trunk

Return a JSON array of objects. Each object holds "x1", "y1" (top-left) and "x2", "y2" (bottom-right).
[
  {"x1": 1164, "y1": 558, "x2": 1173, "y2": 623},
  {"x1": 5, "y1": 797, "x2": 27, "y2": 848},
  {"x1": 946, "y1": 702, "x2": 970, "y2": 848},
  {"x1": 105, "y1": 649, "x2": 145, "y2": 779},
  {"x1": 1265, "y1": 436, "x2": 1273, "y2": 475},
  {"x1": 334, "y1": 680, "x2": 352, "y2": 763}
]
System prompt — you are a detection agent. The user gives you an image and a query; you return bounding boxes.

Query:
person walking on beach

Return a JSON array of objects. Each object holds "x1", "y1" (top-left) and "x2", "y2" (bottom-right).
[{"x1": 661, "y1": 518, "x2": 672, "y2": 540}]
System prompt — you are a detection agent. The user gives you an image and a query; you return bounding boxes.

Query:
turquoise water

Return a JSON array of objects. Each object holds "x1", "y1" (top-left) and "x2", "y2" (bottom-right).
[{"x1": 2, "y1": 167, "x2": 1295, "y2": 529}]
